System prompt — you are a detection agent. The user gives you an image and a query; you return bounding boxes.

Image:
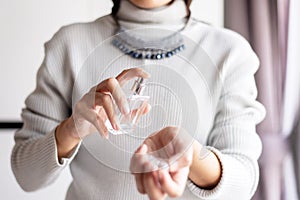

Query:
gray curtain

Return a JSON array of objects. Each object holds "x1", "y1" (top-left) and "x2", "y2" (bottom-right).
[{"x1": 224, "y1": 0, "x2": 300, "y2": 199}]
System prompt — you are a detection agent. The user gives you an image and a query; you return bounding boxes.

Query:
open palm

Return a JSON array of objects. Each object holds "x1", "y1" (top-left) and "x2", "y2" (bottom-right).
[{"x1": 130, "y1": 126, "x2": 194, "y2": 200}]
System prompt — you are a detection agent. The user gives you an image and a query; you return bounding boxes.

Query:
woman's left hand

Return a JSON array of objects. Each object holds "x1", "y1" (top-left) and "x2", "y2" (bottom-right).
[{"x1": 130, "y1": 126, "x2": 194, "y2": 200}]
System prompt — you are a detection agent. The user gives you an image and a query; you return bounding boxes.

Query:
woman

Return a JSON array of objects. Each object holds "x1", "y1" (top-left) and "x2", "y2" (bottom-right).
[{"x1": 11, "y1": 0, "x2": 265, "y2": 199}]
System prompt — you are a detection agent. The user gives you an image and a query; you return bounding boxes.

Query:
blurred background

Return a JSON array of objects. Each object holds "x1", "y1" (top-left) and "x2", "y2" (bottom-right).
[{"x1": 0, "y1": 0, "x2": 299, "y2": 200}]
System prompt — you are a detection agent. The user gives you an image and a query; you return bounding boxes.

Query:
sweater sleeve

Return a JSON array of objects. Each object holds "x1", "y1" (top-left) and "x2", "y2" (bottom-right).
[
  {"x1": 11, "y1": 28, "x2": 81, "y2": 192},
  {"x1": 187, "y1": 36, "x2": 266, "y2": 199}
]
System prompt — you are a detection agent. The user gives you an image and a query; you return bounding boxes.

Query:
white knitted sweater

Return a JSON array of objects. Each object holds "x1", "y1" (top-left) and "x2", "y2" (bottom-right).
[{"x1": 11, "y1": 1, "x2": 265, "y2": 199}]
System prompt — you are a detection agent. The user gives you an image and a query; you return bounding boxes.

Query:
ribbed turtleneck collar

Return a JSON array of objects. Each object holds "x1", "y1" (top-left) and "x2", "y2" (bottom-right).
[{"x1": 115, "y1": 0, "x2": 189, "y2": 31}]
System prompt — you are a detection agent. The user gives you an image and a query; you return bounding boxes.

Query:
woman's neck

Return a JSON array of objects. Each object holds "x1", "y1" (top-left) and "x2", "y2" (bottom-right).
[{"x1": 115, "y1": 0, "x2": 189, "y2": 31}]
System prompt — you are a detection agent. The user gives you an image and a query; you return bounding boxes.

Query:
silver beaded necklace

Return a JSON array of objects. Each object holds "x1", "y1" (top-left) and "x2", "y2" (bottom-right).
[{"x1": 112, "y1": 27, "x2": 185, "y2": 60}]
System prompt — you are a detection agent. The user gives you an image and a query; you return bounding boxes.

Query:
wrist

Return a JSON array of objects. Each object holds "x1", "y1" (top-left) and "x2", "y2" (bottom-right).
[
  {"x1": 55, "y1": 117, "x2": 81, "y2": 159},
  {"x1": 189, "y1": 141, "x2": 221, "y2": 189},
  {"x1": 58, "y1": 116, "x2": 80, "y2": 139}
]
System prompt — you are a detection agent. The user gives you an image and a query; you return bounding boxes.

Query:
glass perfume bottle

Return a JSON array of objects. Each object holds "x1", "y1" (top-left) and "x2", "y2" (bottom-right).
[{"x1": 106, "y1": 77, "x2": 150, "y2": 135}]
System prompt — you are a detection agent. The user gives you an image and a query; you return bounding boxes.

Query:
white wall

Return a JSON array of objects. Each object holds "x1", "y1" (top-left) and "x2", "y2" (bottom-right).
[
  {"x1": 0, "y1": 0, "x2": 223, "y2": 199},
  {"x1": 191, "y1": 0, "x2": 224, "y2": 27}
]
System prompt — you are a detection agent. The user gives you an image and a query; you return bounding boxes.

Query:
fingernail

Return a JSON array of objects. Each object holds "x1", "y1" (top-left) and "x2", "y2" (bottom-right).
[
  {"x1": 140, "y1": 144, "x2": 147, "y2": 153},
  {"x1": 113, "y1": 123, "x2": 119, "y2": 130},
  {"x1": 123, "y1": 103, "x2": 130, "y2": 115},
  {"x1": 145, "y1": 72, "x2": 151, "y2": 78},
  {"x1": 104, "y1": 131, "x2": 109, "y2": 139}
]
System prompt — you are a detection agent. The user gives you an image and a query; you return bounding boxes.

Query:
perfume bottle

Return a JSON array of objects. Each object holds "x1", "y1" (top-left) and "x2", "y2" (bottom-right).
[{"x1": 107, "y1": 77, "x2": 150, "y2": 135}]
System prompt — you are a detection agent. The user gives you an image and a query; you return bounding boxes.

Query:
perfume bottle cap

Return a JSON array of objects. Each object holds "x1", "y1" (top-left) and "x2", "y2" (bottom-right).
[{"x1": 131, "y1": 77, "x2": 146, "y2": 95}]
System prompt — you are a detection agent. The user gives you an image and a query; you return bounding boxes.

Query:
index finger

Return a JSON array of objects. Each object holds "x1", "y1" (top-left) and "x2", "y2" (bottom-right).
[{"x1": 116, "y1": 68, "x2": 150, "y2": 86}]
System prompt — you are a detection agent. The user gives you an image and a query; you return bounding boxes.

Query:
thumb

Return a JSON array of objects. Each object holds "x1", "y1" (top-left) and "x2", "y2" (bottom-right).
[{"x1": 136, "y1": 143, "x2": 148, "y2": 154}]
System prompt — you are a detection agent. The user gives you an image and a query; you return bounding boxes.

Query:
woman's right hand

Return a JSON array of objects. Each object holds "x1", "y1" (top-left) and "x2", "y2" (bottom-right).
[{"x1": 55, "y1": 68, "x2": 150, "y2": 159}]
